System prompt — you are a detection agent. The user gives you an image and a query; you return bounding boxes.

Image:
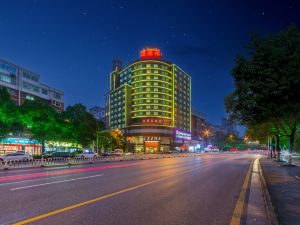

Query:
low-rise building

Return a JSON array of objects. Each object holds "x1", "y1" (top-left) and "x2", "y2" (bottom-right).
[{"x1": 0, "y1": 59, "x2": 64, "y2": 111}]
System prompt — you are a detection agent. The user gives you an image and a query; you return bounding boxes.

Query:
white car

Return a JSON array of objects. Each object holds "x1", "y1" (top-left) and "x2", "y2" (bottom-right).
[
  {"x1": 76, "y1": 152, "x2": 98, "y2": 159},
  {"x1": 0, "y1": 152, "x2": 33, "y2": 161}
]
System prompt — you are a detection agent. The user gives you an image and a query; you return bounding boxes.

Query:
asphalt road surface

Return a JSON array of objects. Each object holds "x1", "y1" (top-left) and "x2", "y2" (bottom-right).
[{"x1": 0, "y1": 153, "x2": 261, "y2": 225}]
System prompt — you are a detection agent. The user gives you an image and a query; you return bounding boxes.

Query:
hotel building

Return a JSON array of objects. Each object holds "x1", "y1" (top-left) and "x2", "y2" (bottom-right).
[{"x1": 108, "y1": 48, "x2": 191, "y2": 153}]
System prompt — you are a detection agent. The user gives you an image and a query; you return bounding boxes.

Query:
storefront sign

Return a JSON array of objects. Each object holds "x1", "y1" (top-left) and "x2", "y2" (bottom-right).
[
  {"x1": 144, "y1": 137, "x2": 161, "y2": 141},
  {"x1": 174, "y1": 128, "x2": 191, "y2": 140},
  {"x1": 1, "y1": 138, "x2": 40, "y2": 145}
]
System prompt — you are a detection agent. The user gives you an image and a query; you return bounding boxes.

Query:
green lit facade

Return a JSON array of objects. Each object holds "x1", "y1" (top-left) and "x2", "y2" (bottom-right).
[{"x1": 109, "y1": 49, "x2": 191, "y2": 152}]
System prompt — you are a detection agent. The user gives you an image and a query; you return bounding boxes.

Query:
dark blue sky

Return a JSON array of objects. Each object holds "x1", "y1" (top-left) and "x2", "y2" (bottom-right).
[{"x1": 0, "y1": 0, "x2": 299, "y2": 125}]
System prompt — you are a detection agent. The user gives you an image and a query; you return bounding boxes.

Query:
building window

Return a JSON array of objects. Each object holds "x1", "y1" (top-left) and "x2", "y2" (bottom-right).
[
  {"x1": 54, "y1": 92, "x2": 61, "y2": 100},
  {"x1": 42, "y1": 89, "x2": 48, "y2": 95}
]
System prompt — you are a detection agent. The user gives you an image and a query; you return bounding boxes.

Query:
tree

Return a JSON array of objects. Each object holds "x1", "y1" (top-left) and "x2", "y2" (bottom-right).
[
  {"x1": 225, "y1": 24, "x2": 300, "y2": 164},
  {"x1": 0, "y1": 87, "x2": 24, "y2": 153},
  {"x1": 21, "y1": 99, "x2": 59, "y2": 153},
  {"x1": 63, "y1": 104, "x2": 98, "y2": 149}
]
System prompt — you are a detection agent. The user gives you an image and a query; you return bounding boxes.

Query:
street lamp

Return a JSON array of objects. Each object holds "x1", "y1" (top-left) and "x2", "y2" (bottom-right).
[{"x1": 203, "y1": 129, "x2": 211, "y2": 148}]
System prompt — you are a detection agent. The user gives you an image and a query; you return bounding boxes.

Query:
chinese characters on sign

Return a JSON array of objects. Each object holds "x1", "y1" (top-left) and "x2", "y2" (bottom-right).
[
  {"x1": 174, "y1": 128, "x2": 192, "y2": 140},
  {"x1": 144, "y1": 137, "x2": 161, "y2": 141},
  {"x1": 140, "y1": 117, "x2": 171, "y2": 125},
  {"x1": 140, "y1": 48, "x2": 162, "y2": 59}
]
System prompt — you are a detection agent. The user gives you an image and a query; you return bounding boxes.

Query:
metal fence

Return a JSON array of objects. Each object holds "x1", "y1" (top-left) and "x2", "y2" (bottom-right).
[{"x1": 0, "y1": 153, "x2": 197, "y2": 170}]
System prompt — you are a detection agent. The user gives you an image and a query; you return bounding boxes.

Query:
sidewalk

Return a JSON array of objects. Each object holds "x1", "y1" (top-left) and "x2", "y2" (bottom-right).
[{"x1": 260, "y1": 158, "x2": 300, "y2": 225}]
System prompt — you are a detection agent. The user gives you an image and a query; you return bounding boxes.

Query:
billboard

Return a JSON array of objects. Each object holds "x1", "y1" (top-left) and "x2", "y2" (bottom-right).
[{"x1": 174, "y1": 128, "x2": 191, "y2": 140}]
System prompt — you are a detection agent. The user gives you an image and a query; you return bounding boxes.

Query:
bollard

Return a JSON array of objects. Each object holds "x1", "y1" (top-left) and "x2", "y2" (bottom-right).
[{"x1": 68, "y1": 157, "x2": 72, "y2": 166}]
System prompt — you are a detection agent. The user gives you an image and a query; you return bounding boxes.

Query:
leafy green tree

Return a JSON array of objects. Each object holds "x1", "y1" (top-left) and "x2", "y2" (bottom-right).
[
  {"x1": 225, "y1": 24, "x2": 300, "y2": 163},
  {"x1": 0, "y1": 87, "x2": 24, "y2": 152},
  {"x1": 21, "y1": 99, "x2": 59, "y2": 153},
  {"x1": 63, "y1": 104, "x2": 97, "y2": 149}
]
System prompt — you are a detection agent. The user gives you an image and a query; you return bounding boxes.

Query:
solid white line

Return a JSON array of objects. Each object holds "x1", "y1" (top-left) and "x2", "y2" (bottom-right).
[
  {"x1": 0, "y1": 174, "x2": 81, "y2": 186},
  {"x1": 10, "y1": 174, "x2": 104, "y2": 191}
]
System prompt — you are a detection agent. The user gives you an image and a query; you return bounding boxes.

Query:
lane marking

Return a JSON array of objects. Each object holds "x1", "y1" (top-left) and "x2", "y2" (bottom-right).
[
  {"x1": 230, "y1": 158, "x2": 256, "y2": 225},
  {"x1": 0, "y1": 162, "x2": 141, "y2": 182},
  {"x1": 4, "y1": 158, "x2": 203, "y2": 186},
  {"x1": 295, "y1": 176, "x2": 300, "y2": 181},
  {"x1": 10, "y1": 174, "x2": 104, "y2": 191},
  {"x1": 0, "y1": 174, "x2": 80, "y2": 186},
  {"x1": 13, "y1": 167, "x2": 200, "y2": 225},
  {"x1": 230, "y1": 158, "x2": 255, "y2": 225}
]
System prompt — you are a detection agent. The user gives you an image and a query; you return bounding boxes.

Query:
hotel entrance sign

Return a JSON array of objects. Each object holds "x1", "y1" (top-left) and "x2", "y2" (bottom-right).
[
  {"x1": 144, "y1": 137, "x2": 161, "y2": 141},
  {"x1": 140, "y1": 48, "x2": 162, "y2": 59}
]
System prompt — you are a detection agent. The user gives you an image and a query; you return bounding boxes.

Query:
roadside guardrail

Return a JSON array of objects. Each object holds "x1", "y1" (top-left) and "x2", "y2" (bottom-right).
[{"x1": 0, "y1": 153, "x2": 199, "y2": 170}]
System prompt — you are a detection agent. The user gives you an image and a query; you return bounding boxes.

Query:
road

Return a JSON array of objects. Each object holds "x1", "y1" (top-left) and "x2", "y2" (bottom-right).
[{"x1": 0, "y1": 153, "x2": 261, "y2": 225}]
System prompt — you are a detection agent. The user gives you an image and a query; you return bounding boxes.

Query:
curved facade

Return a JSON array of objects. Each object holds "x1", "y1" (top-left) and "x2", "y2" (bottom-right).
[
  {"x1": 109, "y1": 48, "x2": 191, "y2": 153},
  {"x1": 130, "y1": 60, "x2": 173, "y2": 127}
]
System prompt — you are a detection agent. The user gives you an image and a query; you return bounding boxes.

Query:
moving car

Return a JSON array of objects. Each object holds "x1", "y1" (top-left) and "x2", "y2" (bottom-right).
[
  {"x1": 76, "y1": 152, "x2": 97, "y2": 159},
  {"x1": 0, "y1": 152, "x2": 33, "y2": 161}
]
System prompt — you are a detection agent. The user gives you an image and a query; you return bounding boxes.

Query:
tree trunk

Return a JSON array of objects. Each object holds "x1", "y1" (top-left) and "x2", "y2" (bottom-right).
[
  {"x1": 276, "y1": 135, "x2": 281, "y2": 161},
  {"x1": 288, "y1": 127, "x2": 296, "y2": 165},
  {"x1": 42, "y1": 139, "x2": 45, "y2": 154},
  {"x1": 271, "y1": 136, "x2": 276, "y2": 158}
]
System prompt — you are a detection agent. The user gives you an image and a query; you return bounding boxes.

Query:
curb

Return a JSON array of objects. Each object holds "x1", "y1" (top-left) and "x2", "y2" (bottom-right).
[{"x1": 258, "y1": 158, "x2": 279, "y2": 225}]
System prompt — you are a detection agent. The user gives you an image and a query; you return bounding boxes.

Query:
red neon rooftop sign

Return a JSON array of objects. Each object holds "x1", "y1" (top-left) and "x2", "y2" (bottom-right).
[{"x1": 140, "y1": 48, "x2": 162, "y2": 59}]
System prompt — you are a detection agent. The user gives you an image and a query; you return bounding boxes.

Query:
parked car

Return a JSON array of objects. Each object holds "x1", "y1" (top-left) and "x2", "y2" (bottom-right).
[
  {"x1": 0, "y1": 152, "x2": 33, "y2": 161},
  {"x1": 76, "y1": 152, "x2": 97, "y2": 159},
  {"x1": 114, "y1": 149, "x2": 124, "y2": 156},
  {"x1": 48, "y1": 152, "x2": 71, "y2": 158}
]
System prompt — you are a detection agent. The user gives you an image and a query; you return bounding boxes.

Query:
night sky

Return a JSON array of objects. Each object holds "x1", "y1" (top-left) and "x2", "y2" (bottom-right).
[{"x1": 0, "y1": 0, "x2": 299, "y2": 125}]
